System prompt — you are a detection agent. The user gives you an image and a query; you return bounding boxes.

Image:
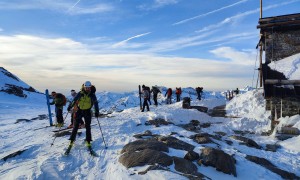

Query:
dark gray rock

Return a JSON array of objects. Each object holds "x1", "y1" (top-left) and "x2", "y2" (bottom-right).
[
  {"x1": 200, "y1": 123, "x2": 211, "y2": 128},
  {"x1": 198, "y1": 147, "x2": 236, "y2": 177},
  {"x1": 119, "y1": 149, "x2": 173, "y2": 168},
  {"x1": 184, "y1": 151, "x2": 200, "y2": 161},
  {"x1": 265, "y1": 144, "x2": 280, "y2": 152},
  {"x1": 173, "y1": 156, "x2": 198, "y2": 174},
  {"x1": 121, "y1": 139, "x2": 169, "y2": 154},
  {"x1": 156, "y1": 136, "x2": 195, "y2": 151},
  {"x1": 246, "y1": 155, "x2": 299, "y2": 180},
  {"x1": 190, "y1": 133, "x2": 214, "y2": 144},
  {"x1": 230, "y1": 135, "x2": 261, "y2": 149},
  {"x1": 1, "y1": 149, "x2": 27, "y2": 161},
  {"x1": 145, "y1": 118, "x2": 174, "y2": 127}
]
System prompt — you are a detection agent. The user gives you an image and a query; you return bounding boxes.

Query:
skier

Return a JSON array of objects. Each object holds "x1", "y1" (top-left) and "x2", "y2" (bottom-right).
[
  {"x1": 65, "y1": 81, "x2": 99, "y2": 155},
  {"x1": 196, "y1": 87, "x2": 203, "y2": 100},
  {"x1": 142, "y1": 85, "x2": 151, "y2": 105},
  {"x1": 150, "y1": 86, "x2": 161, "y2": 106},
  {"x1": 165, "y1": 88, "x2": 172, "y2": 104},
  {"x1": 141, "y1": 86, "x2": 150, "y2": 112},
  {"x1": 49, "y1": 91, "x2": 65, "y2": 127},
  {"x1": 175, "y1": 87, "x2": 182, "y2": 102}
]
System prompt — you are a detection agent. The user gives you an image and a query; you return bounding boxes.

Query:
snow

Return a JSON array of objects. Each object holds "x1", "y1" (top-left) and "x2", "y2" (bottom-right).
[
  {"x1": 0, "y1": 68, "x2": 299, "y2": 179},
  {"x1": 268, "y1": 52, "x2": 300, "y2": 80}
]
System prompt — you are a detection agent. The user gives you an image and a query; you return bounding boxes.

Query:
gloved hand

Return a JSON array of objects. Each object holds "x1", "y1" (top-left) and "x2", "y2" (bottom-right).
[
  {"x1": 95, "y1": 112, "x2": 99, "y2": 117},
  {"x1": 67, "y1": 106, "x2": 71, "y2": 112}
]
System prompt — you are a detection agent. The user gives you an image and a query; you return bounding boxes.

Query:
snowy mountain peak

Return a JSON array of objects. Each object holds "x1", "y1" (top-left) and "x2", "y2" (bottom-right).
[{"x1": 0, "y1": 67, "x2": 40, "y2": 98}]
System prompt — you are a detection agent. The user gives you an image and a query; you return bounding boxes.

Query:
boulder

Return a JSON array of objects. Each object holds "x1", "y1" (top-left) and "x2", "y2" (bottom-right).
[
  {"x1": 184, "y1": 151, "x2": 200, "y2": 161},
  {"x1": 156, "y1": 136, "x2": 195, "y2": 151},
  {"x1": 121, "y1": 139, "x2": 169, "y2": 154},
  {"x1": 173, "y1": 156, "x2": 198, "y2": 174},
  {"x1": 119, "y1": 149, "x2": 173, "y2": 168},
  {"x1": 230, "y1": 135, "x2": 261, "y2": 149},
  {"x1": 198, "y1": 147, "x2": 236, "y2": 177}
]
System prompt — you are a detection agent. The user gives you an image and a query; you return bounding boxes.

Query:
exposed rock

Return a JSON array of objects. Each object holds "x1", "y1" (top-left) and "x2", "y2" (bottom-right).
[
  {"x1": 233, "y1": 130, "x2": 254, "y2": 135},
  {"x1": 246, "y1": 155, "x2": 299, "y2": 180},
  {"x1": 190, "y1": 106, "x2": 208, "y2": 113},
  {"x1": 198, "y1": 147, "x2": 236, "y2": 177},
  {"x1": 1, "y1": 149, "x2": 27, "y2": 161},
  {"x1": 179, "y1": 120, "x2": 201, "y2": 132},
  {"x1": 207, "y1": 105, "x2": 226, "y2": 117},
  {"x1": 200, "y1": 123, "x2": 211, "y2": 128},
  {"x1": 119, "y1": 149, "x2": 173, "y2": 168},
  {"x1": 173, "y1": 156, "x2": 198, "y2": 174},
  {"x1": 121, "y1": 139, "x2": 169, "y2": 154},
  {"x1": 30, "y1": 114, "x2": 48, "y2": 120},
  {"x1": 230, "y1": 135, "x2": 261, "y2": 149},
  {"x1": 214, "y1": 131, "x2": 227, "y2": 136},
  {"x1": 265, "y1": 144, "x2": 280, "y2": 152},
  {"x1": 225, "y1": 140, "x2": 233, "y2": 145},
  {"x1": 184, "y1": 151, "x2": 200, "y2": 161},
  {"x1": 133, "y1": 130, "x2": 159, "y2": 139},
  {"x1": 15, "y1": 119, "x2": 32, "y2": 124},
  {"x1": 156, "y1": 136, "x2": 195, "y2": 151},
  {"x1": 190, "y1": 133, "x2": 217, "y2": 144},
  {"x1": 145, "y1": 118, "x2": 174, "y2": 127}
]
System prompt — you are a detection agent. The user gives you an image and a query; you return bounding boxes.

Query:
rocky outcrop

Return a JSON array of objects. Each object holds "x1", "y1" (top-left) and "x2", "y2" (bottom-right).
[
  {"x1": 246, "y1": 155, "x2": 299, "y2": 179},
  {"x1": 121, "y1": 139, "x2": 169, "y2": 154},
  {"x1": 198, "y1": 147, "x2": 236, "y2": 177},
  {"x1": 230, "y1": 135, "x2": 261, "y2": 149},
  {"x1": 119, "y1": 149, "x2": 173, "y2": 168},
  {"x1": 156, "y1": 136, "x2": 195, "y2": 151}
]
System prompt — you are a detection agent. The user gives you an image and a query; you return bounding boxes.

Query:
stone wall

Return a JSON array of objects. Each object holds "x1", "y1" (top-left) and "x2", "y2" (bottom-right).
[{"x1": 265, "y1": 29, "x2": 300, "y2": 63}]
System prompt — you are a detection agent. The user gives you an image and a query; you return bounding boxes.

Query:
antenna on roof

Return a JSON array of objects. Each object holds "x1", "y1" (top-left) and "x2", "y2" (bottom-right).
[{"x1": 260, "y1": 0, "x2": 263, "y2": 18}]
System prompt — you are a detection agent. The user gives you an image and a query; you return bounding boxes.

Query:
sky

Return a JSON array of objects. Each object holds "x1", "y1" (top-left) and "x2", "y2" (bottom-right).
[{"x1": 0, "y1": 0, "x2": 300, "y2": 94}]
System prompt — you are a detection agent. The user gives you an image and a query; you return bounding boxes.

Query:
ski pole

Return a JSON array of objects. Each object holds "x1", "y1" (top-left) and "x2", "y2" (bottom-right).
[
  {"x1": 96, "y1": 117, "x2": 108, "y2": 149},
  {"x1": 51, "y1": 112, "x2": 69, "y2": 147}
]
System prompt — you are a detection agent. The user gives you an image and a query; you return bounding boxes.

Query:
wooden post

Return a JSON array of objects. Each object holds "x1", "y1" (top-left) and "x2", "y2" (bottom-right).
[{"x1": 259, "y1": 0, "x2": 263, "y2": 87}]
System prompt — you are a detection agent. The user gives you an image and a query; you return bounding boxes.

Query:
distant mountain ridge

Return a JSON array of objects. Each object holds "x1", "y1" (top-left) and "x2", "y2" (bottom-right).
[{"x1": 0, "y1": 67, "x2": 40, "y2": 98}]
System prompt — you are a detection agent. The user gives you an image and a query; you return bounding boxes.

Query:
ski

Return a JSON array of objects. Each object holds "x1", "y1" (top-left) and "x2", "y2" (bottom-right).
[
  {"x1": 88, "y1": 147, "x2": 99, "y2": 157},
  {"x1": 52, "y1": 127, "x2": 72, "y2": 133},
  {"x1": 64, "y1": 144, "x2": 73, "y2": 156}
]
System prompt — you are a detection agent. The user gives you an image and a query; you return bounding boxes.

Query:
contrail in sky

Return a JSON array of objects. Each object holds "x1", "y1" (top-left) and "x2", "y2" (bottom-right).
[
  {"x1": 68, "y1": 0, "x2": 81, "y2": 12},
  {"x1": 173, "y1": 0, "x2": 248, "y2": 25}
]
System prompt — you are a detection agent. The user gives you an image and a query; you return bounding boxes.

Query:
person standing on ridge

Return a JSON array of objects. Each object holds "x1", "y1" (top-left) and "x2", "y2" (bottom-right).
[
  {"x1": 165, "y1": 88, "x2": 172, "y2": 104},
  {"x1": 175, "y1": 87, "x2": 182, "y2": 102},
  {"x1": 196, "y1": 87, "x2": 203, "y2": 100},
  {"x1": 141, "y1": 85, "x2": 150, "y2": 112},
  {"x1": 142, "y1": 85, "x2": 151, "y2": 105},
  {"x1": 50, "y1": 91, "x2": 65, "y2": 127},
  {"x1": 65, "y1": 81, "x2": 99, "y2": 155},
  {"x1": 150, "y1": 86, "x2": 161, "y2": 106}
]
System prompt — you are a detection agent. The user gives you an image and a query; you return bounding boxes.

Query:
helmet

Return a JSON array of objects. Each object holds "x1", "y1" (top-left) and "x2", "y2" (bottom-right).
[{"x1": 84, "y1": 81, "x2": 92, "y2": 88}]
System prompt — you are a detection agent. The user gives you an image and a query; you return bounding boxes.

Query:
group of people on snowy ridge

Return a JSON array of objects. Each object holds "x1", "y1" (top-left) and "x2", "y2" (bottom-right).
[
  {"x1": 140, "y1": 85, "x2": 203, "y2": 112},
  {"x1": 49, "y1": 81, "x2": 99, "y2": 153}
]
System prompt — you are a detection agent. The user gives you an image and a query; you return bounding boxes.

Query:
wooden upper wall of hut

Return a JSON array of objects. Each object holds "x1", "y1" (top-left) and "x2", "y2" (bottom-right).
[{"x1": 257, "y1": 13, "x2": 300, "y2": 64}]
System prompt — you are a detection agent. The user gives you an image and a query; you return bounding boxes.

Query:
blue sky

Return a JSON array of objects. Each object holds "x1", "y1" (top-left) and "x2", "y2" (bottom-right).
[{"x1": 0, "y1": 0, "x2": 299, "y2": 93}]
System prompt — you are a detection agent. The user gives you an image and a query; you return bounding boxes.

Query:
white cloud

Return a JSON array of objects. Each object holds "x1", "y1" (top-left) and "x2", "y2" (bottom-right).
[
  {"x1": 0, "y1": 34, "x2": 256, "y2": 93},
  {"x1": 173, "y1": 0, "x2": 248, "y2": 25},
  {"x1": 0, "y1": 0, "x2": 114, "y2": 15},
  {"x1": 138, "y1": 0, "x2": 178, "y2": 10}
]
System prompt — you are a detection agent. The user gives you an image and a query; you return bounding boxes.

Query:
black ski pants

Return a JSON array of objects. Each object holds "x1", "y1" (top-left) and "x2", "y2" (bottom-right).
[
  {"x1": 55, "y1": 107, "x2": 63, "y2": 124},
  {"x1": 70, "y1": 109, "x2": 92, "y2": 142},
  {"x1": 142, "y1": 99, "x2": 150, "y2": 112},
  {"x1": 153, "y1": 94, "x2": 158, "y2": 106}
]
